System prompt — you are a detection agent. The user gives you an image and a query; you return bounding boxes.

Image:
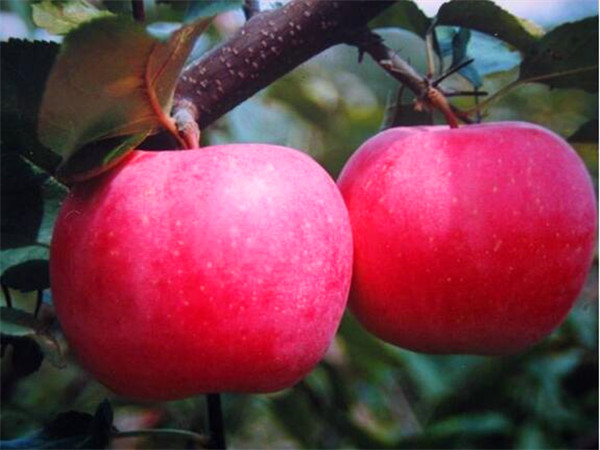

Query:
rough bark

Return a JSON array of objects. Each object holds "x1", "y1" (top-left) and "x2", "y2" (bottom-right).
[{"x1": 173, "y1": 0, "x2": 395, "y2": 129}]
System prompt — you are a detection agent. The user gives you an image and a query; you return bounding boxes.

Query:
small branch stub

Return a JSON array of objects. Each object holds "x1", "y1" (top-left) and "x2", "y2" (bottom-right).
[{"x1": 347, "y1": 28, "x2": 462, "y2": 128}]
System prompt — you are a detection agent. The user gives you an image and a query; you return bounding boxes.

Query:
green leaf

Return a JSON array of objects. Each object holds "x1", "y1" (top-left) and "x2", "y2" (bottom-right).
[
  {"x1": 184, "y1": 0, "x2": 244, "y2": 22},
  {"x1": 38, "y1": 16, "x2": 210, "y2": 182},
  {"x1": 1, "y1": 260, "x2": 50, "y2": 292},
  {"x1": 1, "y1": 39, "x2": 62, "y2": 175},
  {"x1": 369, "y1": 0, "x2": 431, "y2": 38},
  {"x1": 32, "y1": 0, "x2": 113, "y2": 35},
  {"x1": 519, "y1": 16, "x2": 598, "y2": 92},
  {"x1": 437, "y1": 0, "x2": 544, "y2": 52}
]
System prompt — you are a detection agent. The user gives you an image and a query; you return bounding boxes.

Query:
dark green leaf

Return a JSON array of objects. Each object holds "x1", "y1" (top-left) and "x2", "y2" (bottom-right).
[
  {"x1": 184, "y1": 0, "x2": 243, "y2": 22},
  {"x1": 369, "y1": 0, "x2": 431, "y2": 38},
  {"x1": 1, "y1": 336, "x2": 44, "y2": 379},
  {"x1": 55, "y1": 132, "x2": 149, "y2": 183},
  {"x1": 437, "y1": 0, "x2": 544, "y2": 52},
  {"x1": 1, "y1": 154, "x2": 67, "y2": 251},
  {"x1": 32, "y1": 0, "x2": 113, "y2": 35},
  {"x1": 569, "y1": 119, "x2": 599, "y2": 143},
  {"x1": 519, "y1": 16, "x2": 599, "y2": 92},
  {"x1": 0, "y1": 39, "x2": 61, "y2": 174},
  {"x1": 0, "y1": 401, "x2": 115, "y2": 449},
  {"x1": 38, "y1": 16, "x2": 210, "y2": 182},
  {"x1": 0, "y1": 307, "x2": 64, "y2": 369},
  {"x1": 1, "y1": 260, "x2": 49, "y2": 292}
]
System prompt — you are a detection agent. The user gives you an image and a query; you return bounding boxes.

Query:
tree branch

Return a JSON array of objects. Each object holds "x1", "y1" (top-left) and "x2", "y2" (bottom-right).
[{"x1": 173, "y1": 0, "x2": 395, "y2": 130}]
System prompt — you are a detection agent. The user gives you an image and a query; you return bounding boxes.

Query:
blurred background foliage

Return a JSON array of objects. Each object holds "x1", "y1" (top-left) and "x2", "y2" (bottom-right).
[{"x1": 1, "y1": 0, "x2": 598, "y2": 449}]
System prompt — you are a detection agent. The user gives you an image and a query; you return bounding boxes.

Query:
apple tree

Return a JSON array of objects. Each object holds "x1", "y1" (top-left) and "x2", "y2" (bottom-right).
[{"x1": 1, "y1": 0, "x2": 598, "y2": 448}]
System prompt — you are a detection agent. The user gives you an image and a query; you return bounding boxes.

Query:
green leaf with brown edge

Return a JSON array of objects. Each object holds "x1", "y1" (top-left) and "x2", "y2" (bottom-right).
[
  {"x1": 38, "y1": 16, "x2": 211, "y2": 182},
  {"x1": 519, "y1": 16, "x2": 598, "y2": 92},
  {"x1": 32, "y1": 0, "x2": 114, "y2": 36},
  {"x1": 369, "y1": 0, "x2": 431, "y2": 38},
  {"x1": 436, "y1": 0, "x2": 544, "y2": 52}
]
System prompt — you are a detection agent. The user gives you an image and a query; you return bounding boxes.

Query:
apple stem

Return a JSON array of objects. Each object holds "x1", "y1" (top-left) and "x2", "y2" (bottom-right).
[
  {"x1": 173, "y1": 101, "x2": 201, "y2": 150},
  {"x1": 207, "y1": 393, "x2": 226, "y2": 449},
  {"x1": 423, "y1": 87, "x2": 460, "y2": 128}
]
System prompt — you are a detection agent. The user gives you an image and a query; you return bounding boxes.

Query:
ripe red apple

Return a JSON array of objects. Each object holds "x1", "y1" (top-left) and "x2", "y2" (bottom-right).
[
  {"x1": 50, "y1": 144, "x2": 353, "y2": 400},
  {"x1": 337, "y1": 122, "x2": 596, "y2": 355}
]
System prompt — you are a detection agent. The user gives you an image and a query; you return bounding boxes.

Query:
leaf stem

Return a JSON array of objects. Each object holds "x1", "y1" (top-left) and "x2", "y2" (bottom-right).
[
  {"x1": 466, "y1": 65, "x2": 598, "y2": 115},
  {"x1": 432, "y1": 58, "x2": 475, "y2": 86},
  {"x1": 207, "y1": 394, "x2": 226, "y2": 449},
  {"x1": 112, "y1": 428, "x2": 208, "y2": 445},
  {"x1": 34, "y1": 291, "x2": 43, "y2": 318},
  {"x1": 2, "y1": 284, "x2": 12, "y2": 308}
]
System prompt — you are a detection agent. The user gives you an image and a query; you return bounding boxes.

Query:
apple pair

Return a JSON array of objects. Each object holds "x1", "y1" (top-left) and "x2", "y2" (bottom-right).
[{"x1": 50, "y1": 122, "x2": 596, "y2": 400}]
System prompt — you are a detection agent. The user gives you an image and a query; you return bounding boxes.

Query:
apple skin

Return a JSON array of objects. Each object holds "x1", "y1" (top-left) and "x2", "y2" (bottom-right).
[
  {"x1": 337, "y1": 122, "x2": 596, "y2": 355},
  {"x1": 50, "y1": 144, "x2": 353, "y2": 400}
]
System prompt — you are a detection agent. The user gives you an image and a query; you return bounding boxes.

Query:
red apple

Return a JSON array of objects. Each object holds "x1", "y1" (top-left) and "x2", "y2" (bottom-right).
[
  {"x1": 337, "y1": 122, "x2": 596, "y2": 355},
  {"x1": 50, "y1": 144, "x2": 353, "y2": 400}
]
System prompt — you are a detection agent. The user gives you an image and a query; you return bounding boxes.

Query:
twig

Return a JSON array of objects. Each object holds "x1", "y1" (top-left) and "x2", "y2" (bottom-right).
[
  {"x1": 432, "y1": 58, "x2": 475, "y2": 86},
  {"x1": 346, "y1": 28, "x2": 462, "y2": 128},
  {"x1": 425, "y1": 18, "x2": 438, "y2": 78},
  {"x1": 173, "y1": 0, "x2": 395, "y2": 129},
  {"x1": 445, "y1": 90, "x2": 488, "y2": 97},
  {"x1": 346, "y1": 28, "x2": 426, "y2": 97},
  {"x1": 207, "y1": 394, "x2": 226, "y2": 449}
]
